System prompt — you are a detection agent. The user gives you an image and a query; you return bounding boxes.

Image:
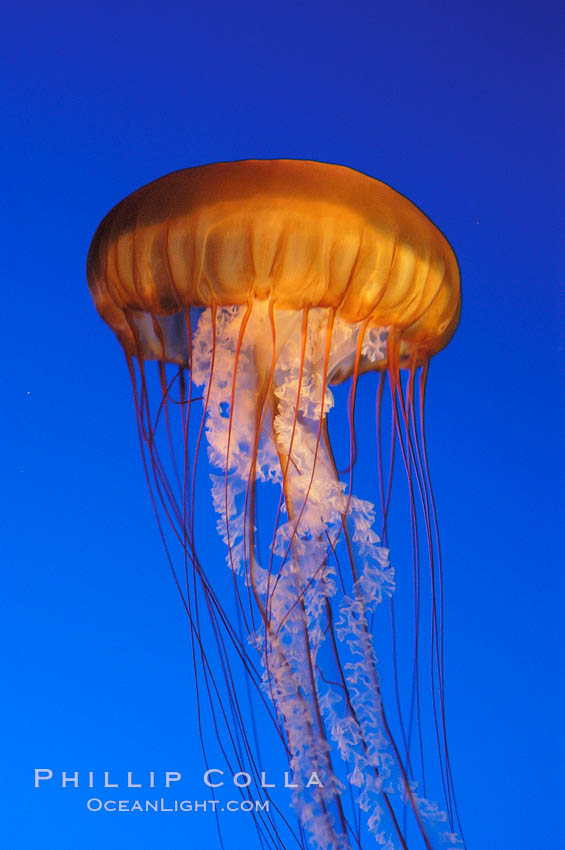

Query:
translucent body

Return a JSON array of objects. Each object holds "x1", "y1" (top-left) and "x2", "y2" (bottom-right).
[{"x1": 87, "y1": 161, "x2": 464, "y2": 850}]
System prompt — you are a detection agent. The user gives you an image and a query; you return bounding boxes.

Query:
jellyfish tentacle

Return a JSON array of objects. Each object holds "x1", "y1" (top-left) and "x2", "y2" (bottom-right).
[
  {"x1": 132, "y1": 315, "x2": 301, "y2": 850},
  {"x1": 172, "y1": 301, "x2": 464, "y2": 850},
  {"x1": 390, "y1": 343, "x2": 458, "y2": 835},
  {"x1": 193, "y1": 303, "x2": 351, "y2": 849},
  {"x1": 416, "y1": 365, "x2": 466, "y2": 844},
  {"x1": 266, "y1": 308, "x2": 354, "y2": 849}
]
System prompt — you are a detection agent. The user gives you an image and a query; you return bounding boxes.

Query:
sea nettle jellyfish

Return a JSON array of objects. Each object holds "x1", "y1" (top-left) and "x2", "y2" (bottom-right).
[{"x1": 87, "y1": 160, "x2": 464, "y2": 850}]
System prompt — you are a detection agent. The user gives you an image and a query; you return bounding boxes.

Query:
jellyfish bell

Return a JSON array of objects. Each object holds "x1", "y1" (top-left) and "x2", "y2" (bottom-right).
[
  {"x1": 87, "y1": 160, "x2": 463, "y2": 850},
  {"x1": 87, "y1": 160, "x2": 459, "y2": 361}
]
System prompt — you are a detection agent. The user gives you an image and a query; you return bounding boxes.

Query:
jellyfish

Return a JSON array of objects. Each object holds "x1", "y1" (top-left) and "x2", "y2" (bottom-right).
[{"x1": 87, "y1": 160, "x2": 464, "y2": 850}]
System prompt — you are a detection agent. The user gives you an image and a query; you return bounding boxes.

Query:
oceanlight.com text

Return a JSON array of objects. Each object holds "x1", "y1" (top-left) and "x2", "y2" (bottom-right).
[{"x1": 86, "y1": 797, "x2": 269, "y2": 813}]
